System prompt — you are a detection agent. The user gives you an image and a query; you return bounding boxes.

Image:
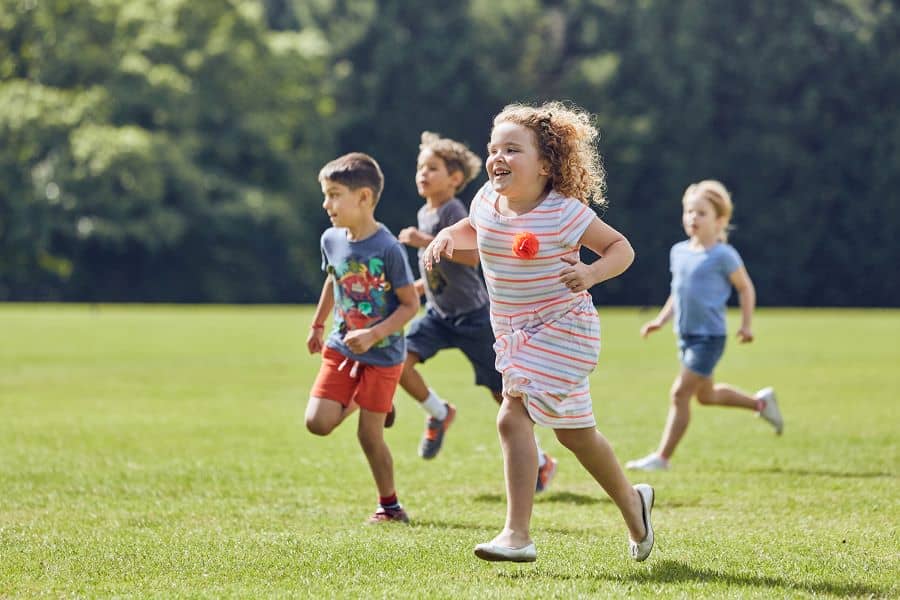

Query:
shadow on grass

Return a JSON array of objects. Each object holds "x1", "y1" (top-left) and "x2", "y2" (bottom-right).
[
  {"x1": 497, "y1": 559, "x2": 889, "y2": 597},
  {"x1": 410, "y1": 518, "x2": 590, "y2": 536},
  {"x1": 744, "y1": 467, "x2": 894, "y2": 479},
  {"x1": 474, "y1": 491, "x2": 609, "y2": 506},
  {"x1": 535, "y1": 491, "x2": 609, "y2": 505}
]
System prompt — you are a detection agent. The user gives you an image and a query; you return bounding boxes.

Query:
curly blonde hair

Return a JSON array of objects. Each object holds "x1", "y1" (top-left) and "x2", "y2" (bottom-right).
[
  {"x1": 419, "y1": 131, "x2": 483, "y2": 194},
  {"x1": 493, "y1": 101, "x2": 606, "y2": 207},
  {"x1": 683, "y1": 180, "x2": 734, "y2": 242}
]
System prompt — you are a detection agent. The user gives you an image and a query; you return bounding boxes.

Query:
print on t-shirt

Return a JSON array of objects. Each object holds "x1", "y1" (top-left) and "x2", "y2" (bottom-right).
[{"x1": 329, "y1": 257, "x2": 393, "y2": 347}]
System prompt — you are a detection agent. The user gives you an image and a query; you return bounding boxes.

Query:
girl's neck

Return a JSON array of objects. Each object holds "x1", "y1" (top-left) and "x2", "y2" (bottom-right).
[
  {"x1": 689, "y1": 235, "x2": 720, "y2": 250},
  {"x1": 500, "y1": 188, "x2": 549, "y2": 217},
  {"x1": 346, "y1": 218, "x2": 379, "y2": 242}
]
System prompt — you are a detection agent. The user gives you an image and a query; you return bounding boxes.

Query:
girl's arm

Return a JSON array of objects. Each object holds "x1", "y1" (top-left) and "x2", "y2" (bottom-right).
[
  {"x1": 640, "y1": 294, "x2": 675, "y2": 338},
  {"x1": 306, "y1": 276, "x2": 334, "y2": 354},
  {"x1": 399, "y1": 227, "x2": 480, "y2": 267},
  {"x1": 559, "y1": 216, "x2": 635, "y2": 292},
  {"x1": 730, "y1": 266, "x2": 756, "y2": 343},
  {"x1": 422, "y1": 218, "x2": 477, "y2": 270},
  {"x1": 342, "y1": 283, "x2": 420, "y2": 355}
]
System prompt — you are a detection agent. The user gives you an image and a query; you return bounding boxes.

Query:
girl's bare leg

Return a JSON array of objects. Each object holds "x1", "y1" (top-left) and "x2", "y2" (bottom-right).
[
  {"x1": 555, "y1": 427, "x2": 647, "y2": 542},
  {"x1": 655, "y1": 368, "x2": 703, "y2": 459},
  {"x1": 490, "y1": 396, "x2": 538, "y2": 548}
]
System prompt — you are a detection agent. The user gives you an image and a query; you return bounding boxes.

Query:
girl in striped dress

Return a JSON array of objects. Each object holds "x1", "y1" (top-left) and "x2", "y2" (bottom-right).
[{"x1": 424, "y1": 101, "x2": 656, "y2": 563}]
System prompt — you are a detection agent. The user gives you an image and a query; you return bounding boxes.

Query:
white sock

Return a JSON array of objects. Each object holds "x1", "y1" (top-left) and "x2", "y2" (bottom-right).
[
  {"x1": 535, "y1": 434, "x2": 546, "y2": 468},
  {"x1": 421, "y1": 390, "x2": 448, "y2": 420}
]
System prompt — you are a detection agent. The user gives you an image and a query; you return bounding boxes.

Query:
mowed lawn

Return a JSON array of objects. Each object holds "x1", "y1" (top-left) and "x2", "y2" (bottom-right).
[{"x1": 1, "y1": 304, "x2": 897, "y2": 598}]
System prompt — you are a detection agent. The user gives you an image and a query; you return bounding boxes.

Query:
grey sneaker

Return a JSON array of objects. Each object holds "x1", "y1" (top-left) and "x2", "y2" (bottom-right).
[
  {"x1": 418, "y1": 403, "x2": 456, "y2": 459},
  {"x1": 535, "y1": 453, "x2": 557, "y2": 493},
  {"x1": 756, "y1": 387, "x2": 783, "y2": 435}
]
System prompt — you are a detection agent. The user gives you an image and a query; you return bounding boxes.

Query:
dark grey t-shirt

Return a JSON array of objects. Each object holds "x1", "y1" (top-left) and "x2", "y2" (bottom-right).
[{"x1": 417, "y1": 198, "x2": 489, "y2": 318}]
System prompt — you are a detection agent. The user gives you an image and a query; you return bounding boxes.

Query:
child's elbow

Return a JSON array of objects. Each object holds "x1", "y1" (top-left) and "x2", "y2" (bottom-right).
[{"x1": 620, "y1": 239, "x2": 636, "y2": 269}]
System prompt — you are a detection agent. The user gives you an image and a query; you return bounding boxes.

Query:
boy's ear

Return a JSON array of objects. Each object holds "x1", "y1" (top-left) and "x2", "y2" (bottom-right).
[
  {"x1": 449, "y1": 170, "x2": 465, "y2": 189},
  {"x1": 358, "y1": 187, "x2": 375, "y2": 206}
]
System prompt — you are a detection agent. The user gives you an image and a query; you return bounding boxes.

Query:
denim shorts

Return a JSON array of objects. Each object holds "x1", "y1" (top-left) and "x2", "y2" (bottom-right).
[
  {"x1": 677, "y1": 334, "x2": 726, "y2": 377},
  {"x1": 406, "y1": 306, "x2": 502, "y2": 392}
]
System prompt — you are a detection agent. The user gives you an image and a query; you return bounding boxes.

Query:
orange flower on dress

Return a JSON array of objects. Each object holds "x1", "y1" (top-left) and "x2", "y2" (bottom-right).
[{"x1": 512, "y1": 231, "x2": 540, "y2": 259}]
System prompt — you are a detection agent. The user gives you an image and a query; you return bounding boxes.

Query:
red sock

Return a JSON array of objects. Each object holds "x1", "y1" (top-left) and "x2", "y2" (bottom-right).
[{"x1": 379, "y1": 493, "x2": 399, "y2": 509}]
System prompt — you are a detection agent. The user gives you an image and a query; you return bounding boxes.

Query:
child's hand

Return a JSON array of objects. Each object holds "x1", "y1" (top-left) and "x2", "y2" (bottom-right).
[
  {"x1": 559, "y1": 255, "x2": 593, "y2": 294},
  {"x1": 307, "y1": 327, "x2": 324, "y2": 354},
  {"x1": 737, "y1": 327, "x2": 754, "y2": 343},
  {"x1": 398, "y1": 227, "x2": 431, "y2": 249},
  {"x1": 640, "y1": 321, "x2": 662, "y2": 338},
  {"x1": 423, "y1": 231, "x2": 454, "y2": 270},
  {"x1": 344, "y1": 328, "x2": 378, "y2": 354}
]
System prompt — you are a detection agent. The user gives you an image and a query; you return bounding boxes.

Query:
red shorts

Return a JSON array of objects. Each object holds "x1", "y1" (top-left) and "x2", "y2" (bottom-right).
[{"x1": 310, "y1": 346, "x2": 403, "y2": 414}]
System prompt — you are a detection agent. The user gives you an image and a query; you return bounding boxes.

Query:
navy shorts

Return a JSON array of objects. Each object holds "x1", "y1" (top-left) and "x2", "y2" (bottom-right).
[
  {"x1": 678, "y1": 334, "x2": 726, "y2": 377},
  {"x1": 406, "y1": 306, "x2": 502, "y2": 393}
]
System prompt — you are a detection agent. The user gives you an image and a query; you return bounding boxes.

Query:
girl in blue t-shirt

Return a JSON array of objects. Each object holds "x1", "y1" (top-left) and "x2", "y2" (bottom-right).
[{"x1": 627, "y1": 180, "x2": 783, "y2": 472}]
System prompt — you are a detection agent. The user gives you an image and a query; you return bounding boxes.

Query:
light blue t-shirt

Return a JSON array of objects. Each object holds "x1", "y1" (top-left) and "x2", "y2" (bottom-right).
[
  {"x1": 320, "y1": 224, "x2": 415, "y2": 366},
  {"x1": 670, "y1": 240, "x2": 744, "y2": 336}
]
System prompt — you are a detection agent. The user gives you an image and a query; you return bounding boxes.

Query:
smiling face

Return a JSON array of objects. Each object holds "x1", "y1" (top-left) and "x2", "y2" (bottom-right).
[
  {"x1": 486, "y1": 121, "x2": 549, "y2": 202},
  {"x1": 682, "y1": 194, "x2": 726, "y2": 244},
  {"x1": 415, "y1": 149, "x2": 462, "y2": 203},
  {"x1": 321, "y1": 179, "x2": 370, "y2": 229}
]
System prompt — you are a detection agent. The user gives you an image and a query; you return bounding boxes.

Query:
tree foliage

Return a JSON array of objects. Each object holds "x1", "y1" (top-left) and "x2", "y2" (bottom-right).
[{"x1": 1, "y1": 0, "x2": 897, "y2": 305}]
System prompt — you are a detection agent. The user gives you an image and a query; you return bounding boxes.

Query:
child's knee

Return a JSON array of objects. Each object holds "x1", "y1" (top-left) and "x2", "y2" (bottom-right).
[
  {"x1": 669, "y1": 387, "x2": 692, "y2": 406},
  {"x1": 496, "y1": 407, "x2": 517, "y2": 437},
  {"x1": 695, "y1": 388, "x2": 715, "y2": 405},
  {"x1": 554, "y1": 428, "x2": 578, "y2": 451},
  {"x1": 305, "y1": 416, "x2": 333, "y2": 436}
]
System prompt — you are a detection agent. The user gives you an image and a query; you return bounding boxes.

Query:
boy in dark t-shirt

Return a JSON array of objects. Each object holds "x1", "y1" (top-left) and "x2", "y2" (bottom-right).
[{"x1": 398, "y1": 132, "x2": 557, "y2": 492}]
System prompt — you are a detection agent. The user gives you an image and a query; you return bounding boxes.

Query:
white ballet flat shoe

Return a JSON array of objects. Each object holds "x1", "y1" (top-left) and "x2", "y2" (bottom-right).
[
  {"x1": 630, "y1": 483, "x2": 655, "y2": 562},
  {"x1": 474, "y1": 541, "x2": 537, "y2": 563}
]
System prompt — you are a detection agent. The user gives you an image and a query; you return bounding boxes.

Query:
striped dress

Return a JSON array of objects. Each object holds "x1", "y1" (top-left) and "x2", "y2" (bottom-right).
[{"x1": 469, "y1": 183, "x2": 601, "y2": 429}]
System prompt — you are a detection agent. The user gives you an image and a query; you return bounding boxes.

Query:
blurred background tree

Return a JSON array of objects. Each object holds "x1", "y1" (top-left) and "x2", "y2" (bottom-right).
[{"x1": 1, "y1": 0, "x2": 897, "y2": 305}]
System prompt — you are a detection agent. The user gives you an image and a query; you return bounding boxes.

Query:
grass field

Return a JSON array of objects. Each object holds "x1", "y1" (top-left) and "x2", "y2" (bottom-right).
[{"x1": 1, "y1": 304, "x2": 897, "y2": 598}]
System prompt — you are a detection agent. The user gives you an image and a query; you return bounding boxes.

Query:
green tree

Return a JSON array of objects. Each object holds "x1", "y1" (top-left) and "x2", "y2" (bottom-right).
[{"x1": 1, "y1": 0, "x2": 335, "y2": 301}]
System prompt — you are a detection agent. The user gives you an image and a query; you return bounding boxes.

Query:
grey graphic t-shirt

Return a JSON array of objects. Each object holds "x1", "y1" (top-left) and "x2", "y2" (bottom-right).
[
  {"x1": 321, "y1": 224, "x2": 415, "y2": 366},
  {"x1": 417, "y1": 198, "x2": 489, "y2": 318}
]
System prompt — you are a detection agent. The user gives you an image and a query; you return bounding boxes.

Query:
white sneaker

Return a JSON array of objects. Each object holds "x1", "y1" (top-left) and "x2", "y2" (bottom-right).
[
  {"x1": 756, "y1": 387, "x2": 783, "y2": 435},
  {"x1": 630, "y1": 484, "x2": 655, "y2": 562},
  {"x1": 625, "y1": 453, "x2": 669, "y2": 471}
]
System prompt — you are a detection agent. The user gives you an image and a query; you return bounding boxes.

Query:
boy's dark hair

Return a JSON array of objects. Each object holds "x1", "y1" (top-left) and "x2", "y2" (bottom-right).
[{"x1": 318, "y1": 152, "x2": 385, "y2": 204}]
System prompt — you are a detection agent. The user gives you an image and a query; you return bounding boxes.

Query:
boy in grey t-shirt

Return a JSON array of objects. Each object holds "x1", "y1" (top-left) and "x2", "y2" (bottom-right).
[{"x1": 397, "y1": 132, "x2": 557, "y2": 492}]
